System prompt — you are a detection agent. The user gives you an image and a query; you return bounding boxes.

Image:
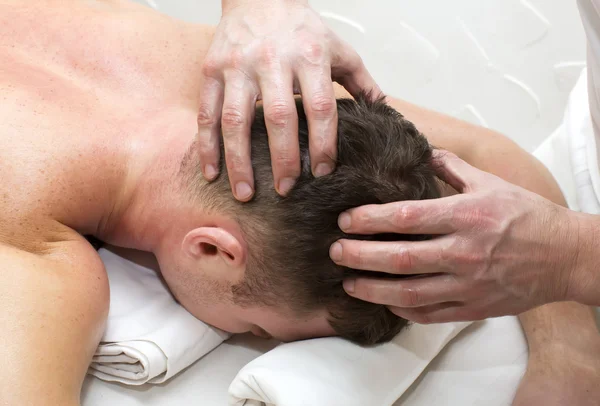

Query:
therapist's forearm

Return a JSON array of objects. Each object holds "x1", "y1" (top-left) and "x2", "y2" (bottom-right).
[{"x1": 519, "y1": 301, "x2": 599, "y2": 354}]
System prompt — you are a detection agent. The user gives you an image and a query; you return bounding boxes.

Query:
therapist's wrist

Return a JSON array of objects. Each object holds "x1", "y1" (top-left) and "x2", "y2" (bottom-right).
[
  {"x1": 562, "y1": 211, "x2": 600, "y2": 306},
  {"x1": 222, "y1": 0, "x2": 309, "y2": 14}
]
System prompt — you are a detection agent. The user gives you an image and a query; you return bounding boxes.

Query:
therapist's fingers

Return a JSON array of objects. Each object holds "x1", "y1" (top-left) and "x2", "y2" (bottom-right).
[
  {"x1": 337, "y1": 196, "x2": 467, "y2": 235},
  {"x1": 197, "y1": 77, "x2": 224, "y2": 181},
  {"x1": 297, "y1": 64, "x2": 338, "y2": 177},
  {"x1": 431, "y1": 150, "x2": 490, "y2": 193},
  {"x1": 332, "y1": 43, "x2": 383, "y2": 101},
  {"x1": 259, "y1": 65, "x2": 301, "y2": 196},
  {"x1": 388, "y1": 303, "x2": 483, "y2": 324},
  {"x1": 343, "y1": 274, "x2": 463, "y2": 308},
  {"x1": 330, "y1": 238, "x2": 452, "y2": 274},
  {"x1": 221, "y1": 74, "x2": 257, "y2": 201}
]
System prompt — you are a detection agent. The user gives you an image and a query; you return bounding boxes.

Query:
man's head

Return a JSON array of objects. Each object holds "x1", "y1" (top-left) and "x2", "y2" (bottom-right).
[{"x1": 157, "y1": 95, "x2": 440, "y2": 344}]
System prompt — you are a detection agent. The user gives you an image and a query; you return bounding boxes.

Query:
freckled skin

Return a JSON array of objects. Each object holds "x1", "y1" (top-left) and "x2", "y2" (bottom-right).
[
  {"x1": 0, "y1": 1, "x2": 216, "y2": 403},
  {"x1": 0, "y1": 2, "x2": 213, "y2": 246}
]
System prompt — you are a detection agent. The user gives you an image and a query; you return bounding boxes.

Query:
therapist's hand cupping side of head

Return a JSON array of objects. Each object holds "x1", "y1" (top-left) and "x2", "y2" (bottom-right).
[
  {"x1": 198, "y1": 0, "x2": 381, "y2": 201},
  {"x1": 331, "y1": 151, "x2": 600, "y2": 323}
]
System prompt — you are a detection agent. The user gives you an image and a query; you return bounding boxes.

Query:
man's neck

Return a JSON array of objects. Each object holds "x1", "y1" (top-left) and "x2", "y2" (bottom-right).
[{"x1": 97, "y1": 108, "x2": 202, "y2": 253}]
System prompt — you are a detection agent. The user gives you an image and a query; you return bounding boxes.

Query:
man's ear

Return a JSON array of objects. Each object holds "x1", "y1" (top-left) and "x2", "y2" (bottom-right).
[{"x1": 181, "y1": 227, "x2": 246, "y2": 267}]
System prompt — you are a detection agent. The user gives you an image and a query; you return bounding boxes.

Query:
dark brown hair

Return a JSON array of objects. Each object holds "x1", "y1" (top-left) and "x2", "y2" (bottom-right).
[{"x1": 203, "y1": 94, "x2": 440, "y2": 345}]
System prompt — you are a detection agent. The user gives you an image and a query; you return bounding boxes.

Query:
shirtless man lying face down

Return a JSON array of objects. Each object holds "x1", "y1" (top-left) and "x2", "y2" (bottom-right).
[{"x1": 1, "y1": 1, "x2": 599, "y2": 405}]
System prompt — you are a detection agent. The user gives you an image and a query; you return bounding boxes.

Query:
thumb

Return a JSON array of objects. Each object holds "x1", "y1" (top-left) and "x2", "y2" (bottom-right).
[{"x1": 431, "y1": 150, "x2": 484, "y2": 192}]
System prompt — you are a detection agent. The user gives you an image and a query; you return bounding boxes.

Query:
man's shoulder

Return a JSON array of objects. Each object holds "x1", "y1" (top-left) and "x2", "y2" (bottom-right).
[
  {"x1": 0, "y1": 224, "x2": 107, "y2": 282},
  {"x1": 0, "y1": 230, "x2": 109, "y2": 325}
]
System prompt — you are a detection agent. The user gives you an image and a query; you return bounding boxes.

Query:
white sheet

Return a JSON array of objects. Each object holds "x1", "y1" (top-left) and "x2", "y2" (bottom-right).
[
  {"x1": 88, "y1": 249, "x2": 229, "y2": 385},
  {"x1": 88, "y1": 249, "x2": 471, "y2": 404},
  {"x1": 82, "y1": 317, "x2": 527, "y2": 406},
  {"x1": 229, "y1": 322, "x2": 469, "y2": 406}
]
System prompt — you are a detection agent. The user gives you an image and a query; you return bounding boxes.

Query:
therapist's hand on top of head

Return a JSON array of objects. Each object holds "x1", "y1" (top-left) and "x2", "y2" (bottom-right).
[
  {"x1": 331, "y1": 151, "x2": 591, "y2": 323},
  {"x1": 198, "y1": 0, "x2": 381, "y2": 201}
]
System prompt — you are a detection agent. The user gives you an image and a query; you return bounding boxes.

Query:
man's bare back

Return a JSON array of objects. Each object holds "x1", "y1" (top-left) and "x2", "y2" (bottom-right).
[
  {"x1": 0, "y1": 1, "x2": 211, "y2": 238},
  {"x1": 0, "y1": 1, "x2": 214, "y2": 403}
]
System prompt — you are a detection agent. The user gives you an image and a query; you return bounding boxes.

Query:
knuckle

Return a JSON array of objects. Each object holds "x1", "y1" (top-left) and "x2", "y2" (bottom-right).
[
  {"x1": 265, "y1": 101, "x2": 295, "y2": 129},
  {"x1": 226, "y1": 154, "x2": 247, "y2": 174},
  {"x1": 197, "y1": 105, "x2": 216, "y2": 127},
  {"x1": 471, "y1": 209, "x2": 490, "y2": 228},
  {"x1": 391, "y1": 247, "x2": 412, "y2": 273},
  {"x1": 221, "y1": 107, "x2": 247, "y2": 130},
  {"x1": 201, "y1": 58, "x2": 220, "y2": 78},
  {"x1": 198, "y1": 142, "x2": 218, "y2": 161},
  {"x1": 357, "y1": 284, "x2": 373, "y2": 302},
  {"x1": 393, "y1": 205, "x2": 420, "y2": 228},
  {"x1": 273, "y1": 154, "x2": 300, "y2": 172},
  {"x1": 401, "y1": 287, "x2": 421, "y2": 307},
  {"x1": 352, "y1": 208, "x2": 370, "y2": 227},
  {"x1": 455, "y1": 250, "x2": 481, "y2": 266},
  {"x1": 258, "y1": 41, "x2": 279, "y2": 67},
  {"x1": 308, "y1": 94, "x2": 335, "y2": 118},
  {"x1": 313, "y1": 138, "x2": 336, "y2": 159},
  {"x1": 439, "y1": 244, "x2": 454, "y2": 264},
  {"x1": 351, "y1": 245, "x2": 367, "y2": 268},
  {"x1": 302, "y1": 42, "x2": 325, "y2": 64},
  {"x1": 226, "y1": 49, "x2": 246, "y2": 70},
  {"x1": 447, "y1": 205, "x2": 462, "y2": 229},
  {"x1": 458, "y1": 205, "x2": 490, "y2": 229}
]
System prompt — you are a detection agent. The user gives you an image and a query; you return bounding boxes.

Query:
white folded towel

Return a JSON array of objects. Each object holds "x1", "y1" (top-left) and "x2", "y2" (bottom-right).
[
  {"x1": 88, "y1": 248, "x2": 230, "y2": 385},
  {"x1": 229, "y1": 321, "x2": 470, "y2": 406}
]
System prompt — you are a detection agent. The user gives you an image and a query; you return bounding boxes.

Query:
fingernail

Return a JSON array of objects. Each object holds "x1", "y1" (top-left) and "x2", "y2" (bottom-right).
[
  {"x1": 338, "y1": 212, "x2": 351, "y2": 231},
  {"x1": 329, "y1": 242, "x2": 343, "y2": 262},
  {"x1": 204, "y1": 164, "x2": 218, "y2": 180},
  {"x1": 235, "y1": 182, "x2": 253, "y2": 200},
  {"x1": 278, "y1": 177, "x2": 296, "y2": 195},
  {"x1": 314, "y1": 162, "x2": 333, "y2": 177},
  {"x1": 343, "y1": 279, "x2": 355, "y2": 294}
]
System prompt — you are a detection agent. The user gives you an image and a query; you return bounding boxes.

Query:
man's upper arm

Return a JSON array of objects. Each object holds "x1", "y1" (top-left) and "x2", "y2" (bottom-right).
[
  {"x1": 383, "y1": 96, "x2": 566, "y2": 205},
  {"x1": 0, "y1": 241, "x2": 109, "y2": 405}
]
